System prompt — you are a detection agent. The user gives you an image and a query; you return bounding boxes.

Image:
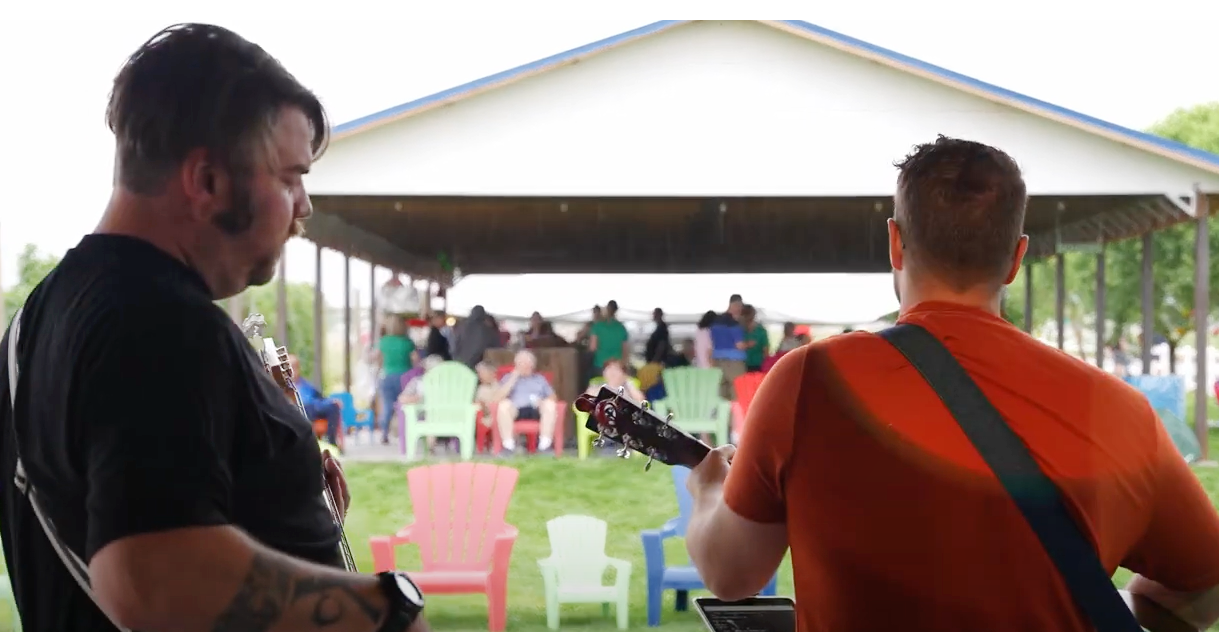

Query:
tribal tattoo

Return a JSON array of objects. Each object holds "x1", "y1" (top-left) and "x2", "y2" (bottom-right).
[{"x1": 211, "y1": 550, "x2": 382, "y2": 631}]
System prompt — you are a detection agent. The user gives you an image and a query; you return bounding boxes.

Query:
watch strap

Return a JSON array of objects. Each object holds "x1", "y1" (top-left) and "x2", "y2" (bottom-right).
[{"x1": 376, "y1": 572, "x2": 423, "y2": 632}]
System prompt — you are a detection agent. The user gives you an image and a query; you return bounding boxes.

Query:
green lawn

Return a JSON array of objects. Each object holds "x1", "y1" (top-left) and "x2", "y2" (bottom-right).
[
  {"x1": 344, "y1": 453, "x2": 1217, "y2": 632},
  {"x1": 344, "y1": 457, "x2": 734, "y2": 632},
  {"x1": 0, "y1": 440, "x2": 1214, "y2": 631}
]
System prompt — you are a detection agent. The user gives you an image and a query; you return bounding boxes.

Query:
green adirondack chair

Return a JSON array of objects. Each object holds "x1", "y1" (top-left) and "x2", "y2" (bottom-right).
[
  {"x1": 652, "y1": 367, "x2": 731, "y2": 446},
  {"x1": 538, "y1": 514, "x2": 631, "y2": 630},
  {"x1": 0, "y1": 548, "x2": 18, "y2": 631},
  {"x1": 400, "y1": 362, "x2": 480, "y2": 460},
  {"x1": 574, "y1": 377, "x2": 642, "y2": 459}
]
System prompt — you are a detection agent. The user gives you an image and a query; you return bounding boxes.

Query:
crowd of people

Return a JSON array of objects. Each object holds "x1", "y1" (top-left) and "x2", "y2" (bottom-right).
[{"x1": 350, "y1": 292, "x2": 821, "y2": 455}]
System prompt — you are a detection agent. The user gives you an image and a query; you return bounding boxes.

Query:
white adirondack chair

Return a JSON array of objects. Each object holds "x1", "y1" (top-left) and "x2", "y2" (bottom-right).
[{"x1": 537, "y1": 514, "x2": 632, "y2": 630}]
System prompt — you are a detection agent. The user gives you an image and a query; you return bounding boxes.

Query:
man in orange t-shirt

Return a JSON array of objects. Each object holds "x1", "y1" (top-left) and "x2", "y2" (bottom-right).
[{"x1": 683, "y1": 136, "x2": 1219, "y2": 631}]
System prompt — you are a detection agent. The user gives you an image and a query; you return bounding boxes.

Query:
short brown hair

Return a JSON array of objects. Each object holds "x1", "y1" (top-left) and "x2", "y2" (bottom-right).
[
  {"x1": 893, "y1": 136, "x2": 1027, "y2": 288},
  {"x1": 107, "y1": 23, "x2": 329, "y2": 195}
]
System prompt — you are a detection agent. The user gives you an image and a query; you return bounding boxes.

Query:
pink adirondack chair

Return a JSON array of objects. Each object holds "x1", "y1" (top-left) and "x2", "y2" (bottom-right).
[{"x1": 369, "y1": 463, "x2": 520, "y2": 632}]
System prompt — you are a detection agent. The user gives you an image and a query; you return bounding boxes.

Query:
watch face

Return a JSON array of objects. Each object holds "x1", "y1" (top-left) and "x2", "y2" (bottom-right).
[{"x1": 394, "y1": 573, "x2": 425, "y2": 607}]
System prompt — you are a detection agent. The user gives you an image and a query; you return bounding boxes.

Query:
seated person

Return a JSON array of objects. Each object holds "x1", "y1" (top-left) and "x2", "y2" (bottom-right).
[
  {"x1": 587, "y1": 358, "x2": 645, "y2": 401},
  {"x1": 398, "y1": 355, "x2": 447, "y2": 452},
  {"x1": 474, "y1": 361, "x2": 500, "y2": 427},
  {"x1": 398, "y1": 354, "x2": 446, "y2": 406},
  {"x1": 289, "y1": 354, "x2": 342, "y2": 448},
  {"x1": 494, "y1": 350, "x2": 558, "y2": 453}
]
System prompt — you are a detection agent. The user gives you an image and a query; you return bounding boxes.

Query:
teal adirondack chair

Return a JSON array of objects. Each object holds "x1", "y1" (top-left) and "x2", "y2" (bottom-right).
[
  {"x1": 538, "y1": 515, "x2": 631, "y2": 630},
  {"x1": 651, "y1": 367, "x2": 731, "y2": 446},
  {"x1": 400, "y1": 362, "x2": 480, "y2": 460}
]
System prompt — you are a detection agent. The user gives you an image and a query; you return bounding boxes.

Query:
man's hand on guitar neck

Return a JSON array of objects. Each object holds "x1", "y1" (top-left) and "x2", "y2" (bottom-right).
[{"x1": 324, "y1": 450, "x2": 352, "y2": 519}]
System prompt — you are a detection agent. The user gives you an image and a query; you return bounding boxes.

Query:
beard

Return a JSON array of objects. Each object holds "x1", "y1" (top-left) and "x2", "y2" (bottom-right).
[{"x1": 211, "y1": 179, "x2": 296, "y2": 288}]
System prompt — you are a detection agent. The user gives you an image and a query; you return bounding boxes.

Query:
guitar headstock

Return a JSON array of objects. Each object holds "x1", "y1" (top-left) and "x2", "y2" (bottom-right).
[
  {"x1": 243, "y1": 313, "x2": 303, "y2": 410},
  {"x1": 574, "y1": 386, "x2": 711, "y2": 471},
  {"x1": 241, "y1": 313, "x2": 268, "y2": 339}
]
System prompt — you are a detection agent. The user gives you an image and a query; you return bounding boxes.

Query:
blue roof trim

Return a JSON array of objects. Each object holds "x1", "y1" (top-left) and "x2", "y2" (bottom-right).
[
  {"x1": 333, "y1": 19, "x2": 1219, "y2": 173},
  {"x1": 332, "y1": 20, "x2": 689, "y2": 137},
  {"x1": 773, "y1": 20, "x2": 1219, "y2": 170}
]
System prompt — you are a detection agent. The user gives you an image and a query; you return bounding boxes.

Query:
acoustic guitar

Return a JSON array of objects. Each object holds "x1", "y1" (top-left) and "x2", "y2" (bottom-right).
[
  {"x1": 242, "y1": 314, "x2": 358, "y2": 572},
  {"x1": 573, "y1": 386, "x2": 1197, "y2": 632}
]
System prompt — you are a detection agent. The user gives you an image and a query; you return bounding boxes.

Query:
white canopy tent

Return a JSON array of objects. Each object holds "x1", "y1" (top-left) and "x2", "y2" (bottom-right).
[{"x1": 443, "y1": 273, "x2": 899, "y2": 325}]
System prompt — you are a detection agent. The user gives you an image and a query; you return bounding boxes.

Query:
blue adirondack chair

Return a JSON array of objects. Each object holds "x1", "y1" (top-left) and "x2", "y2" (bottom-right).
[
  {"x1": 330, "y1": 392, "x2": 375, "y2": 439},
  {"x1": 640, "y1": 466, "x2": 778, "y2": 626}
]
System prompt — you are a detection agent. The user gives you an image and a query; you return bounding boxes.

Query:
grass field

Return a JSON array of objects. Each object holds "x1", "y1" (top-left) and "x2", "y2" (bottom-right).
[
  {"x1": 347, "y1": 455, "x2": 1217, "y2": 632},
  {"x1": 0, "y1": 434, "x2": 1214, "y2": 632}
]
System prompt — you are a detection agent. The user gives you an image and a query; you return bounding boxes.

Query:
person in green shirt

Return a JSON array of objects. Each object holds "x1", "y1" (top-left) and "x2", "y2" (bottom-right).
[
  {"x1": 590, "y1": 300, "x2": 631, "y2": 371},
  {"x1": 742, "y1": 304, "x2": 770, "y2": 372},
  {"x1": 377, "y1": 317, "x2": 419, "y2": 444}
]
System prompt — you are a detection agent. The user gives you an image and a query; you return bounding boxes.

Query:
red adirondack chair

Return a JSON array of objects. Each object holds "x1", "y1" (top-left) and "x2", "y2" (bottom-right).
[
  {"x1": 491, "y1": 366, "x2": 567, "y2": 455},
  {"x1": 369, "y1": 463, "x2": 520, "y2": 632},
  {"x1": 730, "y1": 372, "x2": 767, "y2": 441}
]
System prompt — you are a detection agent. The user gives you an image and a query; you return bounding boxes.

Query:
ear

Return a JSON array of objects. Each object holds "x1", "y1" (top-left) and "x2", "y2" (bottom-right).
[
  {"x1": 1002, "y1": 235, "x2": 1030, "y2": 285},
  {"x1": 179, "y1": 148, "x2": 232, "y2": 221},
  {"x1": 887, "y1": 218, "x2": 905, "y2": 271}
]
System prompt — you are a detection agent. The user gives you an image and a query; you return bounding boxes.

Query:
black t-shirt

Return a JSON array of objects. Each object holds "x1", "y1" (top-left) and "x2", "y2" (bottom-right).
[{"x1": 0, "y1": 235, "x2": 340, "y2": 631}]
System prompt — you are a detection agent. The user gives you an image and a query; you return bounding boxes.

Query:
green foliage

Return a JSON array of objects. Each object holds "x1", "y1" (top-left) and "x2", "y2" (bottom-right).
[
  {"x1": 4, "y1": 244, "x2": 61, "y2": 317},
  {"x1": 241, "y1": 281, "x2": 323, "y2": 390},
  {"x1": 1015, "y1": 102, "x2": 1219, "y2": 371}
]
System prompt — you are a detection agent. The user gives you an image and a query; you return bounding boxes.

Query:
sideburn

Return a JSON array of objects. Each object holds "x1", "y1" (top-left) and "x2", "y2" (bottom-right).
[{"x1": 212, "y1": 179, "x2": 255, "y2": 235}]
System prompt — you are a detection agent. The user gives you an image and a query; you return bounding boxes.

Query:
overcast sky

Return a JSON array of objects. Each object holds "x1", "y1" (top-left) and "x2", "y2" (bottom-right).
[{"x1": 3, "y1": 0, "x2": 1216, "y2": 313}]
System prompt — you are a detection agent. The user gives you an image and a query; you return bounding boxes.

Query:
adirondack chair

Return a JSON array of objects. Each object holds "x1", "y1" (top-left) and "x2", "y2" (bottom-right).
[
  {"x1": 641, "y1": 466, "x2": 778, "y2": 626},
  {"x1": 0, "y1": 550, "x2": 17, "y2": 632},
  {"x1": 491, "y1": 366, "x2": 567, "y2": 455},
  {"x1": 538, "y1": 514, "x2": 632, "y2": 630},
  {"x1": 574, "y1": 377, "x2": 642, "y2": 459},
  {"x1": 651, "y1": 367, "x2": 731, "y2": 446},
  {"x1": 400, "y1": 362, "x2": 480, "y2": 459},
  {"x1": 331, "y1": 391, "x2": 375, "y2": 440},
  {"x1": 730, "y1": 372, "x2": 767, "y2": 442},
  {"x1": 369, "y1": 463, "x2": 520, "y2": 632}
]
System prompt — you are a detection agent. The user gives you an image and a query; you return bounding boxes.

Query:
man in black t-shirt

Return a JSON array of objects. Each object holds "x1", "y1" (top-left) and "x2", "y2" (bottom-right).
[{"x1": 0, "y1": 24, "x2": 427, "y2": 632}]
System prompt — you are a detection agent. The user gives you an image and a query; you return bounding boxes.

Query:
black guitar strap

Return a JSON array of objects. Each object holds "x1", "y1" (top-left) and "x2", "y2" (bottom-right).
[{"x1": 877, "y1": 323, "x2": 1142, "y2": 632}]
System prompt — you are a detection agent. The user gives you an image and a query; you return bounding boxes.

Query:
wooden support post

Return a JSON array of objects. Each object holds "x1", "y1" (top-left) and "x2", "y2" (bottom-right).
[
  {"x1": 313, "y1": 244, "x2": 324, "y2": 390},
  {"x1": 1141, "y1": 232, "x2": 1154, "y2": 373},
  {"x1": 1095, "y1": 247, "x2": 1106, "y2": 368},
  {"x1": 1023, "y1": 262, "x2": 1033, "y2": 334},
  {"x1": 369, "y1": 264, "x2": 379, "y2": 346},
  {"x1": 343, "y1": 254, "x2": 352, "y2": 393},
  {"x1": 276, "y1": 255, "x2": 288, "y2": 346},
  {"x1": 1055, "y1": 253, "x2": 1065, "y2": 350},
  {"x1": 1193, "y1": 190, "x2": 1210, "y2": 460}
]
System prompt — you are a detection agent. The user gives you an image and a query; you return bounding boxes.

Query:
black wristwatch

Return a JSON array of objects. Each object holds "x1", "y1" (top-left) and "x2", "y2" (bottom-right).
[{"x1": 375, "y1": 571, "x2": 425, "y2": 632}]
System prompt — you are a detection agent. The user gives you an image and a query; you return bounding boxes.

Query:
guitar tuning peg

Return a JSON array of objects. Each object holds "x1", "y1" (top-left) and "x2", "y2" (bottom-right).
[
  {"x1": 641, "y1": 400, "x2": 650, "y2": 410},
  {"x1": 616, "y1": 386, "x2": 626, "y2": 397},
  {"x1": 616, "y1": 446, "x2": 631, "y2": 459},
  {"x1": 645, "y1": 453, "x2": 654, "y2": 471},
  {"x1": 664, "y1": 413, "x2": 674, "y2": 424}
]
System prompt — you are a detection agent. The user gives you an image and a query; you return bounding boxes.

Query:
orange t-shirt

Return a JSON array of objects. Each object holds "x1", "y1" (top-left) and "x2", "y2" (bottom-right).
[{"x1": 723, "y1": 301, "x2": 1219, "y2": 632}]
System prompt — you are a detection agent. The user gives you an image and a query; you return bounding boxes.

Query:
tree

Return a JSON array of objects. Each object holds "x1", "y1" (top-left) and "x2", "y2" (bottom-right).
[
  {"x1": 239, "y1": 281, "x2": 322, "y2": 390},
  {"x1": 1127, "y1": 102, "x2": 1219, "y2": 371},
  {"x1": 1012, "y1": 102, "x2": 1219, "y2": 371},
  {"x1": 4, "y1": 244, "x2": 61, "y2": 317}
]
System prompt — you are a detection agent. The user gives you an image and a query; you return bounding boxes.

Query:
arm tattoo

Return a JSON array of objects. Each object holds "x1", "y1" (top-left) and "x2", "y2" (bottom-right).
[{"x1": 211, "y1": 551, "x2": 383, "y2": 632}]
